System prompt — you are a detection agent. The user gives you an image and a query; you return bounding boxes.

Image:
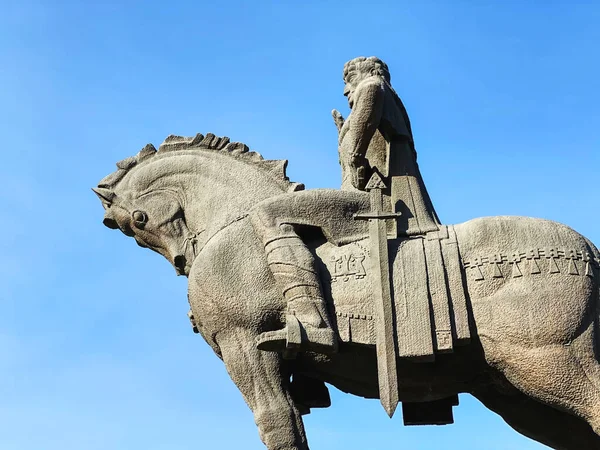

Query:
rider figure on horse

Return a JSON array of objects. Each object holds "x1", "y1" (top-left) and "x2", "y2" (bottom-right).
[
  {"x1": 253, "y1": 56, "x2": 440, "y2": 355},
  {"x1": 334, "y1": 56, "x2": 413, "y2": 191}
]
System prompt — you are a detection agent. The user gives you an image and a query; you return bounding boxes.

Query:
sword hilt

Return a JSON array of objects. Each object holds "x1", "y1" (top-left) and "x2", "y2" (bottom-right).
[{"x1": 353, "y1": 172, "x2": 401, "y2": 221}]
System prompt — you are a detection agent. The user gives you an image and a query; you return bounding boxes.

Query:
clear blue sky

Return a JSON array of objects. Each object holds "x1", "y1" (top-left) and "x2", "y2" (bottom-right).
[{"x1": 1, "y1": 1, "x2": 599, "y2": 449}]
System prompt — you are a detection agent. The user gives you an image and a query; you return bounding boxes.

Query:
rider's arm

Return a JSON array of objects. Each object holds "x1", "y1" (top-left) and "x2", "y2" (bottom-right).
[{"x1": 345, "y1": 78, "x2": 385, "y2": 160}]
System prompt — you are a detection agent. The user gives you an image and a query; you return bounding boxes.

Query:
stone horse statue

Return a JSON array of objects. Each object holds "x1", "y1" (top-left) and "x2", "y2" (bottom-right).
[{"x1": 94, "y1": 132, "x2": 600, "y2": 450}]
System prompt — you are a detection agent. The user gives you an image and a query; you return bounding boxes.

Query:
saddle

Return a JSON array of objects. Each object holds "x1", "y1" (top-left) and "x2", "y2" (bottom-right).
[
  {"x1": 330, "y1": 225, "x2": 471, "y2": 357},
  {"x1": 310, "y1": 224, "x2": 471, "y2": 424}
]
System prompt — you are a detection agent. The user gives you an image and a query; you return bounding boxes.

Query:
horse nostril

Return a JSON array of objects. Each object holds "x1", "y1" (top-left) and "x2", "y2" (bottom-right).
[{"x1": 102, "y1": 218, "x2": 119, "y2": 229}]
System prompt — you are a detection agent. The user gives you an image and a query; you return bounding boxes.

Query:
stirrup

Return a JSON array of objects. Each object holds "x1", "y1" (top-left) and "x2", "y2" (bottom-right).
[{"x1": 256, "y1": 315, "x2": 338, "y2": 356}]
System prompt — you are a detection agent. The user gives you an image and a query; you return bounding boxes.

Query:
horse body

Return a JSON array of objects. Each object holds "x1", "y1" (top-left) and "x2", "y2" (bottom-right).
[
  {"x1": 188, "y1": 207, "x2": 600, "y2": 449},
  {"x1": 458, "y1": 216, "x2": 598, "y2": 350},
  {"x1": 187, "y1": 214, "x2": 479, "y2": 409},
  {"x1": 96, "y1": 135, "x2": 600, "y2": 449}
]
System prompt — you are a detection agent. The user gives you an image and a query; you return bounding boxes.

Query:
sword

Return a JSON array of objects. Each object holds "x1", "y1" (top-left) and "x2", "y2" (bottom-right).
[{"x1": 354, "y1": 171, "x2": 401, "y2": 417}]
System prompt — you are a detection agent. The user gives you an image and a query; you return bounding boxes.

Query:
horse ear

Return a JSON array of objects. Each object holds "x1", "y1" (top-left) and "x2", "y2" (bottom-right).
[{"x1": 92, "y1": 187, "x2": 115, "y2": 209}]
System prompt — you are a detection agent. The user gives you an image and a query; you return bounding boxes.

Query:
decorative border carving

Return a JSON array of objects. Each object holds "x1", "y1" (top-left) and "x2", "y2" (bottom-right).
[
  {"x1": 335, "y1": 310, "x2": 375, "y2": 345},
  {"x1": 336, "y1": 311, "x2": 373, "y2": 321},
  {"x1": 463, "y1": 248, "x2": 598, "y2": 280}
]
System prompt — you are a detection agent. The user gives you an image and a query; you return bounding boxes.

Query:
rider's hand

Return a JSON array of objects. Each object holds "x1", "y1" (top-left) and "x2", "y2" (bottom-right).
[
  {"x1": 348, "y1": 153, "x2": 367, "y2": 190},
  {"x1": 331, "y1": 109, "x2": 345, "y2": 133},
  {"x1": 351, "y1": 153, "x2": 364, "y2": 167}
]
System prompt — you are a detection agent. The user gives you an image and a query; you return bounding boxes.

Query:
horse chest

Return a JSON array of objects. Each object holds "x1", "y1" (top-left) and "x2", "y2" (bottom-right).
[{"x1": 188, "y1": 220, "x2": 283, "y2": 332}]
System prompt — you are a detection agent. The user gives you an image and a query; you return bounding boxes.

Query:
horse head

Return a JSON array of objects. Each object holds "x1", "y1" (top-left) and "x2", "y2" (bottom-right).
[{"x1": 93, "y1": 132, "x2": 303, "y2": 275}]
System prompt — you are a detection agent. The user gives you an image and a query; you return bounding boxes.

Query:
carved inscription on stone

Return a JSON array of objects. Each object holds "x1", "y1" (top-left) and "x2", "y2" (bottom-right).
[{"x1": 330, "y1": 252, "x2": 367, "y2": 282}]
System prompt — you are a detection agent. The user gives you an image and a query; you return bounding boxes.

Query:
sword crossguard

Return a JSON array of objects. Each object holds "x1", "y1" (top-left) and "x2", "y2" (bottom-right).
[{"x1": 354, "y1": 212, "x2": 402, "y2": 221}]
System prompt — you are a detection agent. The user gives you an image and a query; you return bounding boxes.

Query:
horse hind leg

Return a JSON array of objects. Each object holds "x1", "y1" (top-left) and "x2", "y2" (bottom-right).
[
  {"x1": 473, "y1": 385, "x2": 600, "y2": 450},
  {"x1": 491, "y1": 321, "x2": 600, "y2": 440},
  {"x1": 570, "y1": 322, "x2": 600, "y2": 435}
]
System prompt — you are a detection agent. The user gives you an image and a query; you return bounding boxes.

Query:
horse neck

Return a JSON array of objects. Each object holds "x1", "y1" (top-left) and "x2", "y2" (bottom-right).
[{"x1": 148, "y1": 152, "x2": 289, "y2": 238}]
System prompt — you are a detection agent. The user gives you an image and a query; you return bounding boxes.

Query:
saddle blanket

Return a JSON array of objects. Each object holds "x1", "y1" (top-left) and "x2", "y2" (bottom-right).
[{"x1": 331, "y1": 225, "x2": 470, "y2": 361}]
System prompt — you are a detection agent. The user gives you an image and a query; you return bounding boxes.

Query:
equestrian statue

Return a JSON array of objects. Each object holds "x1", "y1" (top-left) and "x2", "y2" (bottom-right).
[{"x1": 93, "y1": 57, "x2": 600, "y2": 450}]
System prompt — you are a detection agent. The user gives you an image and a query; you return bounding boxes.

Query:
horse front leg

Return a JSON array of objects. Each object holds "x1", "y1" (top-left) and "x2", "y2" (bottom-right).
[{"x1": 219, "y1": 328, "x2": 309, "y2": 450}]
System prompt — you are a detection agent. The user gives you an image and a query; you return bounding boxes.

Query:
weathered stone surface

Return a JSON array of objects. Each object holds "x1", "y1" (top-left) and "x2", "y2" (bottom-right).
[{"x1": 93, "y1": 57, "x2": 600, "y2": 450}]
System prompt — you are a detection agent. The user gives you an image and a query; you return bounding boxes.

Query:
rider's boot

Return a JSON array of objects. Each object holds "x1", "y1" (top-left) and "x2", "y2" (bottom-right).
[{"x1": 255, "y1": 224, "x2": 337, "y2": 355}]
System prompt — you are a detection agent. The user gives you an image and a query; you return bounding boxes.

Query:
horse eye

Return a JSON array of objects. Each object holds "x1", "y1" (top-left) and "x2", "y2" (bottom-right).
[{"x1": 132, "y1": 210, "x2": 148, "y2": 228}]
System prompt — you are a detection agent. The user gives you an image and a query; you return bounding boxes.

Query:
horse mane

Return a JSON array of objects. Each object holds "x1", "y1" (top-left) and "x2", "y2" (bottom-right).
[{"x1": 97, "y1": 132, "x2": 304, "y2": 196}]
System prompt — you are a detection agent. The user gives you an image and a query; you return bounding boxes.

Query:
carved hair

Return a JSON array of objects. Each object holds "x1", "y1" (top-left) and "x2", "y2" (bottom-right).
[
  {"x1": 96, "y1": 132, "x2": 302, "y2": 206},
  {"x1": 343, "y1": 56, "x2": 390, "y2": 83}
]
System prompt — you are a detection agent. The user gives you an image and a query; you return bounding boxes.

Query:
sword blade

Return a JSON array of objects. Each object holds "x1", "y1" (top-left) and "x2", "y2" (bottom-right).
[{"x1": 368, "y1": 189, "x2": 399, "y2": 418}]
